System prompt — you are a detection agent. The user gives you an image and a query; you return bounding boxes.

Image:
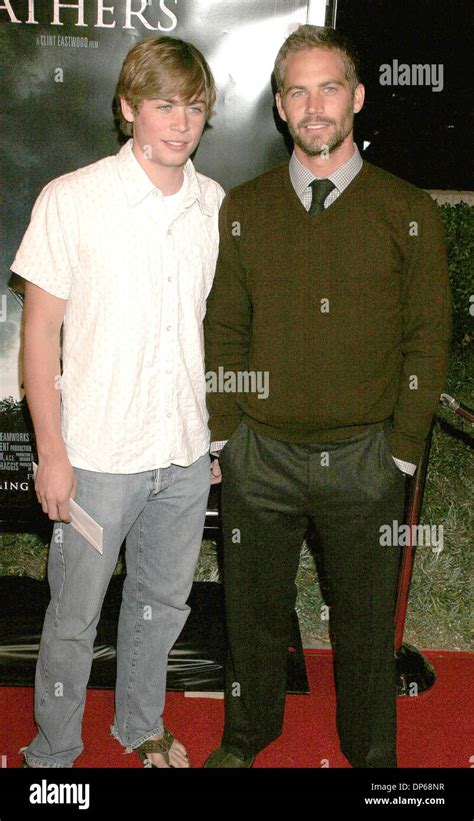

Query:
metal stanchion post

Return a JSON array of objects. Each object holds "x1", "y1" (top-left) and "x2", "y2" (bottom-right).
[
  {"x1": 395, "y1": 395, "x2": 474, "y2": 696},
  {"x1": 395, "y1": 423, "x2": 437, "y2": 696}
]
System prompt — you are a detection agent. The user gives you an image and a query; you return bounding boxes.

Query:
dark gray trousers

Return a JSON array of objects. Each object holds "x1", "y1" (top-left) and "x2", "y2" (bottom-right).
[{"x1": 218, "y1": 419, "x2": 405, "y2": 768}]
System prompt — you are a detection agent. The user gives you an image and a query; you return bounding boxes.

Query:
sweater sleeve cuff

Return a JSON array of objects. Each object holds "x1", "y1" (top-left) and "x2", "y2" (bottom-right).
[{"x1": 388, "y1": 429, "x2": 426, "y2": 467}]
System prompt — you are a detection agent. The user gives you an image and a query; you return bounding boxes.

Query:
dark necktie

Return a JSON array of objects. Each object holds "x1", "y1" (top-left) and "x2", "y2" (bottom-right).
[{"x1": 308, "y1": 178, "x2": 336, "y2": 215}]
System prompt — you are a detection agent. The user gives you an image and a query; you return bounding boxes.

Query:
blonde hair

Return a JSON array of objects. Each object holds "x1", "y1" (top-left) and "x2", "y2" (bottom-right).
[
  {"x1": 116, "y1": 35, "x2": 216, "y2": 136},
  {"x1": 274, "y1": 25, "x2": 361, "y2": 95}
]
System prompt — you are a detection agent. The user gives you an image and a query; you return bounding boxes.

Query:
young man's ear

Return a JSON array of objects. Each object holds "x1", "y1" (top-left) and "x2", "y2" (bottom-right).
[
  {"x1": 275, "y1": 92, "x2": 287, "y2": 123},
  {"x1": 120, "y1": 96, "x2": 135, "y2": 124}
]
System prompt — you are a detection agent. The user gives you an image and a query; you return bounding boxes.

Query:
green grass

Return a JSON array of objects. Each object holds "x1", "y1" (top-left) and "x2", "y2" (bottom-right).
[{"x1": 0, "y1": 531, "x2": 48, "y2": 579}]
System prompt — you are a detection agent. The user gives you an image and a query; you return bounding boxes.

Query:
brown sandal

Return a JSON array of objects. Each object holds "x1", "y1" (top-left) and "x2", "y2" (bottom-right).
[{"x1": 134, "y1": 728, "x2": 180, "y2": 768}]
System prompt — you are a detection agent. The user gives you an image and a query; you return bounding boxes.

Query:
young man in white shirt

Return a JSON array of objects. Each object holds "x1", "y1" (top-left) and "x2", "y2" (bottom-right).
[{"x1": 11, "y1": 35, "x2": 224, "y2": 769}]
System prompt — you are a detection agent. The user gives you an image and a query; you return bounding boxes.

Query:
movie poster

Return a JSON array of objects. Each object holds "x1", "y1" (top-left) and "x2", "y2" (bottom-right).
[{"x1": 0, "y1": 0, "x2": 309, "y2": 523}]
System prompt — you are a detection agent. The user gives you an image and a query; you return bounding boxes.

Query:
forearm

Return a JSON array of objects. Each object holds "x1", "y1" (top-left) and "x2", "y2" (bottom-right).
[
  {"x1": 205, "y1": 317, "x2": 250, "y2": 439},
  {"x1": 391, "y1": 330, "x2": 449, "y2": 454},
  {"x1": 390, "y1": 345, "x2": 450, "y2": 463},
  {"x1": 204, "y1": 195, "x2": 252, "y2": 440},
  {"x1": 23, "y1": 320, "x2": 66, "y2": 460}
]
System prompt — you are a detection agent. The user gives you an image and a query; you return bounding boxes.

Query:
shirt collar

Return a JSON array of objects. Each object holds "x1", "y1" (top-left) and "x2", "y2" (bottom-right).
[
  {"x1": 289, "y1": 143, "x2": 363, "y2": 199},
  {"x1": 182, "y1": 158, "x2": 215, "y2": 217},
  {"x1": 116, "y1": 139, "x2": 213, "y2": 216}
]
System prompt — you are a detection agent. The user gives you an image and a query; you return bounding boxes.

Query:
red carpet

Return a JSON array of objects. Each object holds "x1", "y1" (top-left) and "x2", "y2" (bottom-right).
[{"x1": 2, "y1": 650, "x2": 472, "y2": 768}]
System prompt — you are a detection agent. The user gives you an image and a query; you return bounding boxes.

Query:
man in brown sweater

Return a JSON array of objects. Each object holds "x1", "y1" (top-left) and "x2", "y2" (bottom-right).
[{"x1": 203, "y1": 26, "x2": 451, "y2": 768}]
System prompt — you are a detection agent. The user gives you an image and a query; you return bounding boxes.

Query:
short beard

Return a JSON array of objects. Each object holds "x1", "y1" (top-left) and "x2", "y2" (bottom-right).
[
  {"x1": 285, "y1": 98, "x2": 355, "y2": 158},
  {"x1": 294, "y1": 125, "x2": 346, "y2": 156},
  {"x1": 289, "y1": 118, "x2": 352, "y2": 157}
]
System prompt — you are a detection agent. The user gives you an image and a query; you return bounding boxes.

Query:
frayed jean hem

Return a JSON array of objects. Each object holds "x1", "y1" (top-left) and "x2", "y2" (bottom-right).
[{"x1": 110, "y1": 722, "x2": 165, "y2": 753}]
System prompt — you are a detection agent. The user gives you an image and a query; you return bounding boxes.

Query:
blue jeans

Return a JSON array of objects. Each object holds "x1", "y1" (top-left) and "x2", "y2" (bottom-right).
[{"x1": 23, "y1": 454, "x2": 210, "y2": 767}]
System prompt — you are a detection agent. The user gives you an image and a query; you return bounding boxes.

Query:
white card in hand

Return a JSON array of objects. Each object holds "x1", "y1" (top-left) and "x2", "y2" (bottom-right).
[{"x1": 32, "y1": 462, "x2": 103, "y2": 555}]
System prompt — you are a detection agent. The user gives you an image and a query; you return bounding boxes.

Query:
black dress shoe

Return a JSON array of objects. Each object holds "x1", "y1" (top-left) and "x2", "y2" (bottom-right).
[{"x1": 203, "y1": 746, "x2": 255, "y2": 768}]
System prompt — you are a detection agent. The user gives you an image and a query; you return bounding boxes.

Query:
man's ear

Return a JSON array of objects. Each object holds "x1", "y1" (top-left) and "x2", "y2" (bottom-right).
[
  {"x1": 275, "y1": 92, "x2": 287, "y2": 123},
  {"x1": 120, "y1": 96, "x2": 135, "y2": 124},
  {"x1": 353, "y1": 83, "x2": 365, "y2": 114}
]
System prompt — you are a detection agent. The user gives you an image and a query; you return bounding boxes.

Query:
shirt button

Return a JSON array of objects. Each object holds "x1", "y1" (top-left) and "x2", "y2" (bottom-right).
[
  {"x1": 168, "y1": 277, "x2": 172, "y2": 282},
  {"x1": 166, "y1": 325, "x2": 171, "y2": 331},
  {"x1": 167, "y1": 413, "x2": 172, "y2": 418},
  {"x1": 167, "y1": 229, "x2": 172, "y2": 235},
  {"x1": 166, "y1": 369, "x2": 172, "y2": 375}
]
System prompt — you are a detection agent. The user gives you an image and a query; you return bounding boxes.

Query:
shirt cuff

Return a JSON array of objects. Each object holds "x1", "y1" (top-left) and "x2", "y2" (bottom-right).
[
  {"x1": 392, "y1": 456, "x2": 416, "y2": 476},
  {"x1": 210, "y1": 440, "x2": 227, "y2": 456}
]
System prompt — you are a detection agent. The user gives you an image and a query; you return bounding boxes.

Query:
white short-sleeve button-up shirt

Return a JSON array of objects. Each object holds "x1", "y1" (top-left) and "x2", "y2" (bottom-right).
[{"x1": 11, "y1": 139, "x2": 225, "y2": 473}]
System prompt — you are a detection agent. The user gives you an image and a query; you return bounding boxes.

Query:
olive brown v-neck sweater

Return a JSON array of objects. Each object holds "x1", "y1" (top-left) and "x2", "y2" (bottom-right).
[{"x1": 204, "y1": 161, "x2": 451, "y2": 465}]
